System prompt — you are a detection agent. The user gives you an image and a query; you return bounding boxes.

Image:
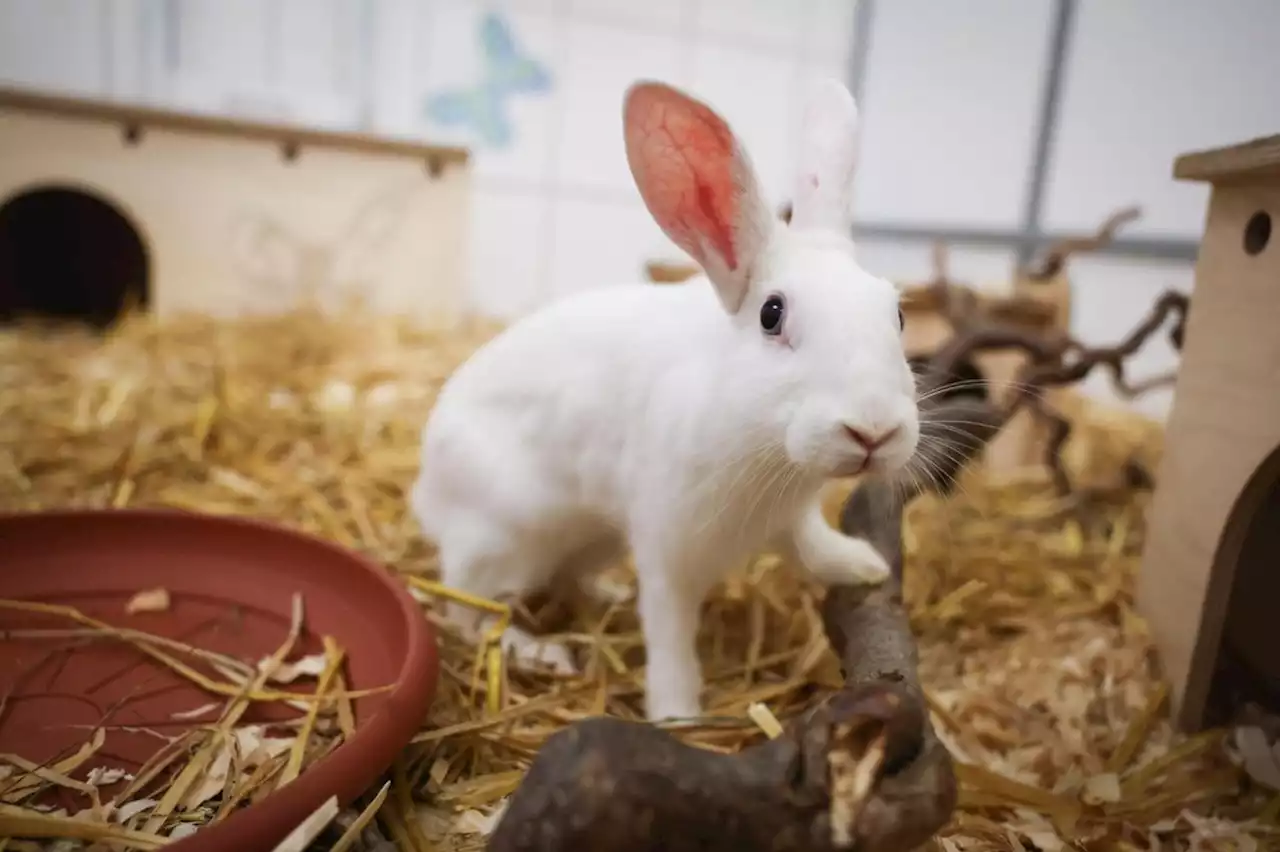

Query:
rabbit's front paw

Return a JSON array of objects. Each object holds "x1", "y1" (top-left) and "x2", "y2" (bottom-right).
[
  {"x1": 805, "y1": 533, "x2": 891, "y2": 587},
  {"x1": 646, "y1": 689, "x2": 702, "y2": 724}
]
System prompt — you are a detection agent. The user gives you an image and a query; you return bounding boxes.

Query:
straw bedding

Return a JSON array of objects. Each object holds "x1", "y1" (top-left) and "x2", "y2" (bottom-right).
[{"x1": 0, "y1": 306, "x2": 1273, "y2": 851}]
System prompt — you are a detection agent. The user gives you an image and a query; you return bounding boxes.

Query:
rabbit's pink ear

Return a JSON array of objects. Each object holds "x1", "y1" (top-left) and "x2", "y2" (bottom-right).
[
  {"x1": 623, "y1": 80, "x2": 773, "y2": 313},
  {"x1": 790, "y1": 77, "x2": 860, "y2": 234}
]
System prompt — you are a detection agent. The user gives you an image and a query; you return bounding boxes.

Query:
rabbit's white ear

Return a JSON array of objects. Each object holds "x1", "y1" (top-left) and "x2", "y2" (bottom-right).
[
  {"x1": 789, "y1": 77, "x2": 860, "y2": 233},
  {"x1": 623, "y1": 80, "x2": 774, "y2": 314}
]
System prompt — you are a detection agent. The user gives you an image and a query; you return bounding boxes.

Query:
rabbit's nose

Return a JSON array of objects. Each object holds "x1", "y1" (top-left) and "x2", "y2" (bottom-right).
[{"x1": 844, "y1": 425, "x2": 900, "y2": 452}]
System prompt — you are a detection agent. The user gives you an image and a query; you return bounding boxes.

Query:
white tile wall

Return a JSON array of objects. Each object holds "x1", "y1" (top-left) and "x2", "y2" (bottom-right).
[
  {"x1": 555, "y1": 20, "x2": 684, "y2": 194},
  {"x1": 854, "y1": 240, "x2": 1020, "y2": 296},
  {"x1": 1043, "y1": 0, "x2": 1280, "y2": 240},
  {"x1": 365, "y1": 0, "x2": 420, "y2": 134},
  {"x1": 107, "y1": 0, "x2": 150, "y2": 100},
  {"x1": 850, "y1": 0, "x2": 1053, "y2": 230},
  {"x1": 0, "y1": 0, "x2": 109, "y2": 97},
  {"x1": 806, "y1": 0, "x2": 856, "y2": 64},
  {"x1": 171, "y1": 0, "x2": 273, "y2": 96},
  {"x1": 466, "y1": 187, "x2": 553, "y2": 320},
  {"x1": 568, "y1": 0, "x2": 684, "y2": 30},
  {"x1": 549, "y1": 195, "x2": 672, "y2": 296},
  {"x1": 276, "y1": 0, "x2": 363, "y2": 98},
  {"x1": 154, "y1": 0, "x2": 369, "y2": 128},
  {"x1": 479, "y1": 0, "x2": 567, "y2": 16},
  {"x1": 694, "y1": 0, "x2": 804, "y2": 53}
]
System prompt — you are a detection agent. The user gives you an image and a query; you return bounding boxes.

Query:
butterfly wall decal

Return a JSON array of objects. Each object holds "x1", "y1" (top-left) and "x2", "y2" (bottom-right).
[{"x1": 424, "y1": 11, "x2": 553, "y2": 149}]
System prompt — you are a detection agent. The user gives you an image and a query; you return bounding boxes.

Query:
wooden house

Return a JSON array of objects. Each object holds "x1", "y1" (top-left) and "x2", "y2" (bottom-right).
[
  {"x1": 0, "y1": 87, "x2": 470, "y2": 328},
  {"x1": 1137, "y1": 132, "x2": 1280, "y2": 731}
]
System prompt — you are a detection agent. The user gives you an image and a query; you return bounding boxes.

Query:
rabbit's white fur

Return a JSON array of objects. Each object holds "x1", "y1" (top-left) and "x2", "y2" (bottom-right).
[{"x1": 411, "y1": 77, "x2": 920, "y2": 721}]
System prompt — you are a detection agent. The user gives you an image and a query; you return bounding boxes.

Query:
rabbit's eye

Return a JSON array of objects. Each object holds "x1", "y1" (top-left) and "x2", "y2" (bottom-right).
[{"x1": 760, "y1": 293, "x2": 786, "y2": 336}]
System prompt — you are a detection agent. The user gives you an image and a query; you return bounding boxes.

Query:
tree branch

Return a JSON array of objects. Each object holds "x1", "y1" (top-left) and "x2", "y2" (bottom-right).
[
  {"x1": 922, "y1": 289, "x2": 1189, "y2": 495},
  {"x1": 486, "y1": 399, "x2": 1003, "y2": 852},
  {"x1": 1023, "y1": 205, "x2": 1142, "y2": 280}
]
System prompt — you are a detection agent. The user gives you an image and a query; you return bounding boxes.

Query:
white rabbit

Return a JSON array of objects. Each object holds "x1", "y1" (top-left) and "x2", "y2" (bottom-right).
[{"x1": 411, "y1": 77, "x2": 921, "y2": 722}]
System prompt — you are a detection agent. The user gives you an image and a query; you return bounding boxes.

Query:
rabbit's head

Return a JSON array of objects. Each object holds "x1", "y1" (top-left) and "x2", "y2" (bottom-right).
[{"x1": 623, "y1": 78, "x2": 919, "y2": 480}]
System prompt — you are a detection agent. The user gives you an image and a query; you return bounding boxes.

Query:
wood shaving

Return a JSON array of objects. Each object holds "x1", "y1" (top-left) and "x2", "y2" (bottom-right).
[
  {"x1": 84, "y1": 767, "x2": 131, "y2": 788},
  {"x1": 746, "y1": 702, "x2": 784, "y2": 739},
  {"x1": 110, "y1": 798, "x2": 158, "y2": 823},
  {"x1": 1080, "y1": 772, "x2": 1121, "y2": 805},
  {"x1": 124, "y1": 587, "x2": 171, "y2": 615},
  {"x1": 1230, "y1": 726, "x2": 1280, "y2": 792},
  {"x1": 828, "y1": 731, "x2": 888, "y2": 848},
  {"x1": 169, "y1": 702, "x2": 221, "y2": 720},
  {"x1": 260, "y1": 652, "x2": 328, "y2": 684}
]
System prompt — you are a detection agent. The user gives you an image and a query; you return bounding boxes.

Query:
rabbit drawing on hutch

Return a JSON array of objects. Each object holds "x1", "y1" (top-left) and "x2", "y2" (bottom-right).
[{"x1": 227, "y1": 187, "x2": 418, "y2": 317}]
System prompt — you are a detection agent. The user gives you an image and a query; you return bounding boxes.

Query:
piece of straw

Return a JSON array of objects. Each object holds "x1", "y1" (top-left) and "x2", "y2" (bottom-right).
[
  {"x1": 269, "y1": 795, "x2": 339, "y2": 852},
  {"x1": 280, "y1": 638, "x2": 344, "y2": 786},
  {"x1": 0, "y1": 808, "x2": 167, "y2": 850},
  {"x1": 144, "y1": 594, "x2": 304, "y2": 834},
  {"x1": 331, "y1": 781, "x2": 391, "y2": 852}
]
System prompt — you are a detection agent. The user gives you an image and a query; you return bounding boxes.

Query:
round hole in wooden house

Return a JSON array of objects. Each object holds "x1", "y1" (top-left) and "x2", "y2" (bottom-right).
[
  {"x1": 1244, "y1": 211, "x2": 1271, "y2": 256},
  {"x1": 909, "y1": 354, "x2": 988, "y2": 403},
  {"x1": 1198, "y1": 442, "x2": 1280, "y2": 727},
  {"x1": 0, "y1": 185, "x2": 150, "y2": 330}
]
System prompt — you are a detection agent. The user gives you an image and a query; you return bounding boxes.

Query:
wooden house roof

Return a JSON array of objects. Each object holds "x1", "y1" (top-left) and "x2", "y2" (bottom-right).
[
  {"x1": 0, "y1": 86, "x2": 469, "y2": 170},
  {"x1": 1174, "y1": 133, "x2": 1280, "y2": 184}
]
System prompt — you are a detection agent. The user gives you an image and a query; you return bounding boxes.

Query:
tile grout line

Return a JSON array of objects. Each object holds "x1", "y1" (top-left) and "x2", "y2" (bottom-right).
[{"x1": 533, "y1": 0, "x2": 576, "y2": 307}]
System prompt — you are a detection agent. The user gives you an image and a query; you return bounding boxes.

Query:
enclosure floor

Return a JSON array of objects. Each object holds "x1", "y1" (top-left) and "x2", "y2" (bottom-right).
[{"x1": 0, "y1": 308, "x2": 1271, "y2": 851}]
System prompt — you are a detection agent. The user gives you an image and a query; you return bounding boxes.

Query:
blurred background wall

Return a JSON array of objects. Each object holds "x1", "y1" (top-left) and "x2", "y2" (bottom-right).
[{"x1": 2, "y1": 0, "x2": 1278, "y2": 418}]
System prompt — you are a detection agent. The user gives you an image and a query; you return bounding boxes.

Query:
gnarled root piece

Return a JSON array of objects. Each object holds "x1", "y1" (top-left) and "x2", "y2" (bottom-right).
[
  {"x1": 487, "y1": 399, "x2": 1002, "y2": 852},
  {"x1": 486, "y1": 681, "x2": 938, "y2": 852}
]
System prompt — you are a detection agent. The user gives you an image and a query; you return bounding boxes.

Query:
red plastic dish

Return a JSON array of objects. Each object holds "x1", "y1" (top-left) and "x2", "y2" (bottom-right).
[{"x1": 0, "y1": 508, "x2": 439, "y2": 851}]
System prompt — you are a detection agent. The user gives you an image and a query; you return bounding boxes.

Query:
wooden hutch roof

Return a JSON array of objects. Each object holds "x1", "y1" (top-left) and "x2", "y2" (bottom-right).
[
  {"x1": 0, "y1": 86, "x2": 469, "y2": 169},
  {"x1": 1174, "y1": 133, "x2": 1280, "y2": 184}
]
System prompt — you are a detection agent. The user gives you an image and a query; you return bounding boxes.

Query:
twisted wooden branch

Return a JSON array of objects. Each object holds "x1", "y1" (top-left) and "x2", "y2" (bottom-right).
[
  {"x1": 923, "y1": 289, "x2": 1190, "y2": 494},
  {"x1": 1024, "y1": 205, "x2": 1142, "y2": 281}
]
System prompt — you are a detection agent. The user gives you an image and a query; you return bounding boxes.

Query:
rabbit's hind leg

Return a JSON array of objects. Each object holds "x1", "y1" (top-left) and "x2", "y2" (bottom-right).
[
  {"x1": 434, "y1": 517, "x2": 579, "y2": 676},
  {"x1": 548, "y1": 530, "x2": 632, "y2": 607}
]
